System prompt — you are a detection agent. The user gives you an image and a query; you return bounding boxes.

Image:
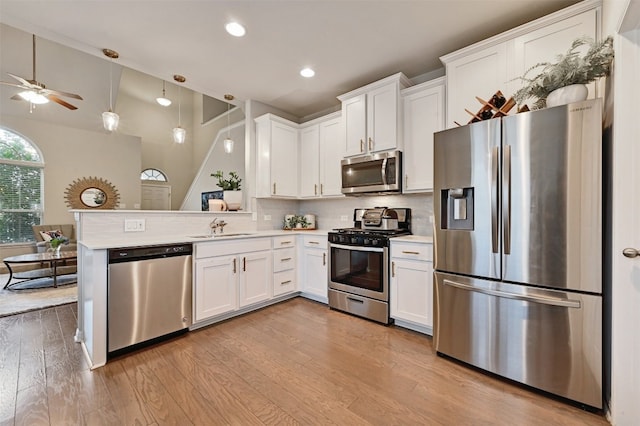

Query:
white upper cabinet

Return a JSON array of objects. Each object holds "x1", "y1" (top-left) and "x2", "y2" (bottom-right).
[
  {"x1": 318, "y1": 116, "x2": 344, "y2": 197},
  {"x1": 299, "y1": 113, "x2": 344, "y2": 198},
  {"x1": 338, "y1": 73, "x2": 411, "y2": 157},
  {"x1": 255, "y1": 114, "x2": 299, "y2": 198},
  {"x1": 299, "y1": 124, "x2": 321, "y2": 197},
  {"x1": 509, "y1": 8, "x2": 598, "y2": 103},
  {"x1": 401, "y1": 78, "x2": 445, "y2": 193},
  {"x1": 443, "y1": 44, "x2": 508, "y2": 128},
  {"x1": 441, "y1": 1, "x2": 600, "y2": 129}
]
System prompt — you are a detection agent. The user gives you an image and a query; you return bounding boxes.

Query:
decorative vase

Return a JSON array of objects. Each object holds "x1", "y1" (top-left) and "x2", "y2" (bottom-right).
[
  {"x1": 51, "y1": 245, "x2": 62, "y2": 257},
  {"x1": 223, "y1": 190, "x2": 242, "y2": 211},
  {"x1": 545, "y1": 84, "x2": 588, "y2": 108}
]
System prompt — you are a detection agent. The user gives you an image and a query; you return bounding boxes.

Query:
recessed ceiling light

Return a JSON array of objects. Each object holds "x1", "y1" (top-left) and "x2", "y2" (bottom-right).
[
  {"x1": 225, "y1": 22, "x2": 246, "y2": 37},
  {"x1": 300, "y1": 67, "x2": 315, "y2": 78}
]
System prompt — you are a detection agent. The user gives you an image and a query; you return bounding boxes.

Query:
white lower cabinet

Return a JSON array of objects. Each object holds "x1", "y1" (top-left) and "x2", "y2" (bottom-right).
[
  {"x1": 193, "y1": 238, "x2": 272, "y2": 323},
  {"x1": 300, "y1": 235, "x2": 328, "y2": 303},
  {"x1": 390, "y1": 240, "x2": 433, "y2": 335},
  {"x1": 272, "y1": 235, "x2": 297, "y2": 297},
  {"x1": 238, "y1": 250, "x2": 272, "y2": 307},
  {"x1": 194, "y1": 255, "x2": 237, "y2": 321}
]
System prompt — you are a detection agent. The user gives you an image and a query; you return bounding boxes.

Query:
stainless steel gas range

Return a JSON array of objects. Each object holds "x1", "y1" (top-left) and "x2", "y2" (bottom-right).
[{"x1": 328, "y1": 207, "x2": 411, "y2": 324}]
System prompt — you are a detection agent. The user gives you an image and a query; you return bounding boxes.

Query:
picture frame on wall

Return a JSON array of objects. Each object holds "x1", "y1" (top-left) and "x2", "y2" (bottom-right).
[{"x1": 201, "y1": 190, "x2": 224, "y2": 211}]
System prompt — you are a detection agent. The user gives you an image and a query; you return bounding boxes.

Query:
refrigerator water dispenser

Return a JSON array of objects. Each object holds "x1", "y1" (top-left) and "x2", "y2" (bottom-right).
[{"x1": 441, "y1": 187, "x2": 474, "y2": 230}]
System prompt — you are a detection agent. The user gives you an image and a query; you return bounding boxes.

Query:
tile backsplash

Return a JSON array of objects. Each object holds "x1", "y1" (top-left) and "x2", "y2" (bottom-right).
[{"x1": 257, "y1": 193, "x2": 434, "y2": 236}]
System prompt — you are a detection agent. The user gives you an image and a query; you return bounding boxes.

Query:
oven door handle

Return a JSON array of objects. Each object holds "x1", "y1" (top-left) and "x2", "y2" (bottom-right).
[{"x1": 329, "y1": 243, "x2": 385, "y2": 253}]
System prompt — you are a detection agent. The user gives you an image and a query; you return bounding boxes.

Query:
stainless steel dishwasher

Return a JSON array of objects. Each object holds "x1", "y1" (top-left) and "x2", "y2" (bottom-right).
[{"x1": 108, "y1": 243, "x2": 192, "y2": 353}]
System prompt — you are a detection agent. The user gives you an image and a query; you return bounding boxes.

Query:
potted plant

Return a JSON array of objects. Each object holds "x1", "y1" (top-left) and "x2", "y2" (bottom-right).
[
  {"x1": 284, "y1": 215, "x2": 310, "y2": 229},
  {"x1": 49, "y1": 235, "x2": 69, "y2": 256},
  {"x1": 211, "y1": 170, "x2": 243, "y2": 210},
  {"x1": 513, "y1": 36, "x2": 614, "y2": 109}
]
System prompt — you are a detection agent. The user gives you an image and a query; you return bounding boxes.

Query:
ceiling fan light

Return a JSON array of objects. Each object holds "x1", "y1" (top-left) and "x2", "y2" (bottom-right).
[
  {"x1": 18, "y1": 90, "x2": 49, "y2": 104},
  {"x1": 102, "y1": 110, "x2": 119, "y2": 131},
  {"x1": 156, "y1": 96, "x2": 172, "y2": 107},
  {"x1": 223, "y1": 137, "x2": 234, "y2": 154},
  {"x1": 173, "y1": 126, "x2": 186, "y2": 144},
  {"x1": 225, "y1": 22, "x2": 246, "y2": 37}
]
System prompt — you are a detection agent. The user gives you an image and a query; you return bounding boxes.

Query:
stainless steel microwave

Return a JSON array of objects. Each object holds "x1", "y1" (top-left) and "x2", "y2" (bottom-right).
[{"x1": 341, "y1": 150, "x2": 402, "y2": 195}]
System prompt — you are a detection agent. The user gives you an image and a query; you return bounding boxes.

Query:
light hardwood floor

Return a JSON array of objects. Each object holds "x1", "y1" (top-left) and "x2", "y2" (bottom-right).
[{"x1": 0, "y1": 298, "x2": 608, "y2": 425}]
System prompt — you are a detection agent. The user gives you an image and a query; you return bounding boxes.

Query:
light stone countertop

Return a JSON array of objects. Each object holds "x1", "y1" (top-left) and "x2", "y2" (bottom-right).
[{"x1": 78, "y1": 229, "x2": 329, "y2": 250}]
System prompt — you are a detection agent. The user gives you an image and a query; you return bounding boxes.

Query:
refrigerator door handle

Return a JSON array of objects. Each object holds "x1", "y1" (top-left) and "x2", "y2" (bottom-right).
[
  {"x1": 491, "y1": 146, "x2": 499, "y2": 253},
  {"x1": 503, "y1": 144, "x2": 511, "y2": 254},
  {"x1": 443, "y1": 279, "x2": 581, "y2": 308}
]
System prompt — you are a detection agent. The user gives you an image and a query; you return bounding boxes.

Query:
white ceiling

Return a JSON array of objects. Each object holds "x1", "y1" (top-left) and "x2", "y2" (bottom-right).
[{"x1": 0, "y1": 0, "x2": 581, "y2": 122}]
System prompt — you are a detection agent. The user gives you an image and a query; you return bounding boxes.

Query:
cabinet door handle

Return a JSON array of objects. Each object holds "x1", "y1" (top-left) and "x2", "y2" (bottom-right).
[
  {"x1": 280, "y1": 280, "x2": 292, "y2": 285},
  {"x1": 281, "y1": 257, "x2": 292, "y2": 262},
  {"x1": 243, "y1": 257, "x2": 246, "y2": 272},
  {"x1": 314, "y1": 184, "x2": 317, "y2": 195},
  {"x1": 320, "y1": 184, "x2": 323, "y2": 195},
  {"x1": 402, "y1": 251, "x2": 420, "y2": 255},
  {"x1": 232, "y1": 258, "x2": 237, "y2": 274},
  {"x1": 280, "y1": 241, "x2": 292, "y2": 245},
  {"x1": 360, "y1": 139, "x2": 364, "y2": 152},
  {"x1": 405, "y1": 175, "x2": 408, "y2": 188},
  {"x1": 391, "y1": 261, "x2": 395, "y2": 277},
  {"x1": 323, "y1": 252, "x2": 326, "y2": 266},
  {"x1": 309, "y1": 241, "x2": 319, "y2": 245},
  {"x1": 368, "y1": 137, "x2": 373, "y2": 151},
  {"x1": 273, "y1": 182, "x2": 276, "y2": 195}
]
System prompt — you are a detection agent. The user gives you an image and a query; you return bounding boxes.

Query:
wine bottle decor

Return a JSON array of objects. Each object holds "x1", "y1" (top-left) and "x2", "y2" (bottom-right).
[{"x1": 456, "y1": 90, "x2": 518, "y2": 126}]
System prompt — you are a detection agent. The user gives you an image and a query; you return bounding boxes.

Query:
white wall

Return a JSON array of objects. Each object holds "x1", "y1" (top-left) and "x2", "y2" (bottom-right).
[
  {"x1": 603, "y1": 0, "x2": 640, "y2": 423},
  {"x1": 117, "y1": 78, "x2": 194, "y2": 210},
  {"x1": 181, "y1": 122, "x2": 246, "y2": 211},
  {"x1": 0, "y1": 115, "x2": 141, "y2": 222}
]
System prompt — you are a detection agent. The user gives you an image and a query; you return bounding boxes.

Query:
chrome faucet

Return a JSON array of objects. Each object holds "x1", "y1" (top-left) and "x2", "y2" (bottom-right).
[{"x1": 209, "y1": 218, "x2": 228, "y2": 235}]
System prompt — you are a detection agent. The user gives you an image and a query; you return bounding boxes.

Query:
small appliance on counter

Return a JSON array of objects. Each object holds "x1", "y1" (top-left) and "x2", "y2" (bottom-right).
[{"x1": 328, "y1": 207, "x2": 411, "y2": 324}]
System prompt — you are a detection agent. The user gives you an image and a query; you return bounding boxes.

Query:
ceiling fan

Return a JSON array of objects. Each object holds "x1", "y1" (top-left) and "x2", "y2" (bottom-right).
[{"x1": 0, "y1": 34, "x2": 83, "y2": 110}]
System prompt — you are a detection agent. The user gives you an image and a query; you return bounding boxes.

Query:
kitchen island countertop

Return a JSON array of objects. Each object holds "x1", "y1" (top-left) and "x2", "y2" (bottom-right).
[{"x1": 79, "y1": 229, "x2": 329, "y2": 250}]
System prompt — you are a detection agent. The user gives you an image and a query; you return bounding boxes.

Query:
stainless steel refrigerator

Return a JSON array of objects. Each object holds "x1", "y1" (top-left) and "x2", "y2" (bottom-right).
[{"x1": 433, "y1": 99, "x2": 603, "y2": 409}]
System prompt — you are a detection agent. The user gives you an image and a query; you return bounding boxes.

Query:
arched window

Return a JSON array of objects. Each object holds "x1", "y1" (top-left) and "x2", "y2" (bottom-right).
[
  {"x1": 0, "y1": 127, "x2": 44, "y2": 243},
  {"x1": 140, "y1": 168, "x2": 168, "y2": 182}
]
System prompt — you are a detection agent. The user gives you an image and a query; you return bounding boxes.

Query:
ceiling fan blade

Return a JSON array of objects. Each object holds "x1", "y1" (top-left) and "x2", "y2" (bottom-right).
[
  {"x1": 0, "y1": 81, "x2": 28, "y2": 90},
  {"x1": 41, "y1": 88, "x2": 83, "y2": 100},
  {"x1": 47, "y1": 94, "x2": 78, "y2": 110},
  {"x1": 10, "y1": 94, "x2": 26, "y2": 101},
  {"x1": 7, "y1": 73, "x2": 35, "y2": 88}
]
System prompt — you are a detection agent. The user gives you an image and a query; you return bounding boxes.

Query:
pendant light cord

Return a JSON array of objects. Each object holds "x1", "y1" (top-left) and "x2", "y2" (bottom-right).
[
  {"x1": 108, "y1": 57, "x2": 113, "y2": 111},
  {"x1": 178, "y1": 86, "x2": 181, "y2": 126}
]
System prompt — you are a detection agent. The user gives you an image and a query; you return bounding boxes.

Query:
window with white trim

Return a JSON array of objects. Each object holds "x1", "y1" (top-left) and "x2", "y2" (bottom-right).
[
  {"x1": 140, "y1": 168, "x2": 168, "y2": 182},
  {"x1": 0, "y1": 128, "x2": 44, "y2": 244}
]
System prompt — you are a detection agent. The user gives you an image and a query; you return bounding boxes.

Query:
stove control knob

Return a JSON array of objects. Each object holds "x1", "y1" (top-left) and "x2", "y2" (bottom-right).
[
  {"x1": 351, "y1": 237, "x2": 359, "y2": 244},
  {"x1": 363, "y1": 238, "x2": 370, "y2": 245}
]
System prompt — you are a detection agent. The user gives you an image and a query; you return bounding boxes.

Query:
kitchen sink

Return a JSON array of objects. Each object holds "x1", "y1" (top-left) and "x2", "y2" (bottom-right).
[{"x1": 188, "y1": 233, "x2": 254, "y2": 239}]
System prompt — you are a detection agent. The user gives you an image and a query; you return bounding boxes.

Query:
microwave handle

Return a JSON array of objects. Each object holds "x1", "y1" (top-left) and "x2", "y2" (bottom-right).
[{"x1": 381, "y1": 158, "x2": 388, "y2": 185}]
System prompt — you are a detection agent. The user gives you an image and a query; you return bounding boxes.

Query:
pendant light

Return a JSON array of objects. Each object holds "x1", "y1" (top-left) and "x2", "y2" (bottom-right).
[
  {"x1": 172, "y1": 74, "x2": 186, "y2": 144},
  {"x1": 156, "y1": 80, "x2": 171, "y2": 106},
  {"x1": 223, "y1": 94, "x2": 234, "y2": 154},
  {"x1": 102, "y1": 49, "x2": 120, "y2": 132}
]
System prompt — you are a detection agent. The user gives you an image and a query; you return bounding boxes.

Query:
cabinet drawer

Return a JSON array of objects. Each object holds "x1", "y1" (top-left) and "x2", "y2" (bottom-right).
[
  {"x1": 195, "y1": 238, "x2": 271, "y2": 259},
  {"x1": 273, "y1": 269, "x2": 296, "y2": 296},
  {"x1": 391, "y1": 242, "x2": 432, "y2": 261},
  {"x1": 273, "y1": 235, "x2": 296, "y2": 249},
  {"x1": 303, "y1": 235, "x2": 327, "y2": 248},
  {"x1": 273, "y1": 247, "x2": 296, "y2": 272}
]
